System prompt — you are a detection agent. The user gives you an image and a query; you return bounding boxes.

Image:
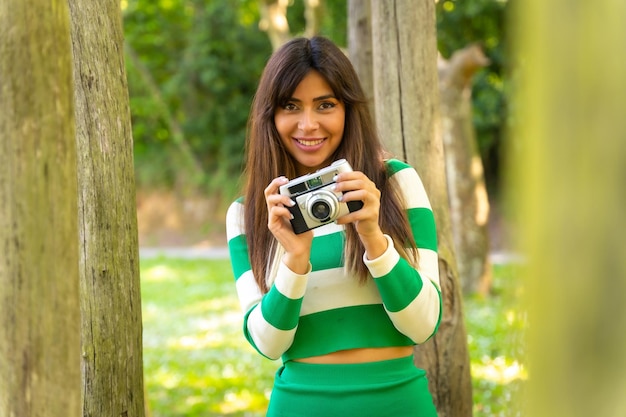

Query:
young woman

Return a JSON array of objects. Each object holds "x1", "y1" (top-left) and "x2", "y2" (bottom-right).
[{"x1": 226, "y1": 36, "x2": 441, "y2": 416}]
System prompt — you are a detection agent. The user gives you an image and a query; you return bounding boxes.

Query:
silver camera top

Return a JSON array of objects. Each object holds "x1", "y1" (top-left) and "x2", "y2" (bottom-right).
[{"x1": 279, "y1": 159, "x2": 353, "y2": 197}]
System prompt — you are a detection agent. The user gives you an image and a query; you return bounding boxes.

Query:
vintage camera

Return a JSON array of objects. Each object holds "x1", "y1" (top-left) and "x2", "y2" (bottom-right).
[{"x1": 279, "y1": 159, "x2": 364, "y2": 234}]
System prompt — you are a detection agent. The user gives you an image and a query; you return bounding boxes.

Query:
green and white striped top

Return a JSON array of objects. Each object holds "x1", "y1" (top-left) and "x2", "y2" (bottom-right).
[{"x1": 226, "y1": 159, "x2": 441, "y2": 362}]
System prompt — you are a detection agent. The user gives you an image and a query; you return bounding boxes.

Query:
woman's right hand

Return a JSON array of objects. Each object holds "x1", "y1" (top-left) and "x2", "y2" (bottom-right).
[{"x1": 265, "y1": 176, "x2": 313, "y2": 274}]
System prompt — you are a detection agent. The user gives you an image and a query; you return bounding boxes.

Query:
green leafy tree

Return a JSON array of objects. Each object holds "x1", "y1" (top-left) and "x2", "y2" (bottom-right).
[
  {"x1": 123, "y1": 0, "x2": 348, "y2": 195},
  {"x1": 282, "y1": 0, "x2": 347, "y2": 46},
  {"x1": 123, "y1": 0, "x2": 272, "y2": 194}
]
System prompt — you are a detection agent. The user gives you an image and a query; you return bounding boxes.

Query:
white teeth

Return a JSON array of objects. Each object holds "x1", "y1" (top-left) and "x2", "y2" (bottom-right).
[{"x1": 297, "y1": 139, "x2": 324, "y2": 146}]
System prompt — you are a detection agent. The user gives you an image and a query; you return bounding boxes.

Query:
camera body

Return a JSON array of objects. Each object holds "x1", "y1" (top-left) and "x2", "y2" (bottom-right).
[{"x1": 279, "y1": 159, "x2": 364, "y2": 234}]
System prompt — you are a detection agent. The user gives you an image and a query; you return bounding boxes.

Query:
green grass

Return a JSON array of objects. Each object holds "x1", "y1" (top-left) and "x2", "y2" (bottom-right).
[
  {"x1": 141, "y1": 258, "x2": 526, "y2": 417},
  {"x1": 465, "y1": 264, "x2": 527, "y2": 416}
]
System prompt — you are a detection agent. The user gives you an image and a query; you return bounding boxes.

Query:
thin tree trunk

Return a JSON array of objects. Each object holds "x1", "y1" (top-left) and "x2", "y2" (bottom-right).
[
  {"x1": 304, "y1": 0, "x2": 324, "y2": 38},
  {"x1": 68, "y1": 0, "x2": 145, "y2": 415},
  {"x1": 259, "y1": 0, "x2": 323, "y2": 51},
  {"x1": 258, "y1": 0, "x2": 292, "y2": 50},
  {"x1": 439, "y1": 44, "x2": 492, "y2": 296},
  {"x1": 371, "y1": 1, "x2": 473, "y2": 416},
  {"x1": 0, "y1": 0, "x2": 81, "y2": 415}
]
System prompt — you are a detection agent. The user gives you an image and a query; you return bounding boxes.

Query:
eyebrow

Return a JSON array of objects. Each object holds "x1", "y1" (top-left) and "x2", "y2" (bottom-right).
[{"x1": 287, "y1": 94, "x2": 338, "y2": 102}]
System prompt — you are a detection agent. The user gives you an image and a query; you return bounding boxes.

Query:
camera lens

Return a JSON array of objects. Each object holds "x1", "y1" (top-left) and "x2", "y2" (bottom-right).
[{"x1": 310, "y1": 200, "x2": 331, "y2": 220}]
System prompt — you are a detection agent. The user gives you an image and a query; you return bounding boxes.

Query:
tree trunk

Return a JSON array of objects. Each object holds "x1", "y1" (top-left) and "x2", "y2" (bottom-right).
[
  {"x1": 68, "y1": 1, "x2": 145, "y2": 415},
  {"x1": 258, "y1": 0, "x2": 324, "y2": 50},
  {"x1": 258, "y1": 0, "x2": 292, "y2": 50},
  {"x1": 304, "y1": 0, "x2": 324, "y2": 39},
  {"x1": 0, "y1": 0, "x2": 81, "y2": 415},
  {"x1": 512, "y1": 1, "x2": 626, "y2": 416},
  {"x1": 370, "y1": 1, "x2": 473, "y2": 416},
  {"x1": 348, "y1": 0, "x2": 375, "y2": 116},
  {"x1": 439, "y1": 44, "x2": 492, "y2": 296}
]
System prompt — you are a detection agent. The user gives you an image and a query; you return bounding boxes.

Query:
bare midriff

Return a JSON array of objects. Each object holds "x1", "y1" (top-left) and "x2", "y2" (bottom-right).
[{"x1": 293, "y1": 346, "x2": 413, "y2": 364}]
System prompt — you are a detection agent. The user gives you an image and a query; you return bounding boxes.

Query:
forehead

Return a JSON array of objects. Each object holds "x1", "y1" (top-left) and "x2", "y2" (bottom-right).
[{"x1": 290, "y1": 70, "x2": 335, "y2": 98}]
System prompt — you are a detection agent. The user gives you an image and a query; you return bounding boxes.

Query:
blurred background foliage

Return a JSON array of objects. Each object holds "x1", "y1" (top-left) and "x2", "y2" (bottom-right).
[
  {"x1": 123, "y1": 0, "x2": 508, "y2": 198},
  {"x1": 436, "y1": 0, "x2": 509, "y2": 191}
]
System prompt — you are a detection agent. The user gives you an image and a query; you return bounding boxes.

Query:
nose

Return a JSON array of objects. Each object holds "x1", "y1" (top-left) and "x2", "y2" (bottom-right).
[{"x1": 298, "y1": 109, "x2": 319, "y2": 131}]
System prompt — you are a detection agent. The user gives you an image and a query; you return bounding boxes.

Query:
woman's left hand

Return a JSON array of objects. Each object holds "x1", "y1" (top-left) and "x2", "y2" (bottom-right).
[{"x1": 334, "y1": 171, "x2": 388, "y2": 259}]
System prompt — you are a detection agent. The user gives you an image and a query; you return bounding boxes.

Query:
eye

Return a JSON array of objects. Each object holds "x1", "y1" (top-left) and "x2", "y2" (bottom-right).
[
  {"x1": 282, "y1": 102, "x2": 298, "y2": 111},
  {"x1": 318, "y1": 101, "x2": 336, "y2": 110}
]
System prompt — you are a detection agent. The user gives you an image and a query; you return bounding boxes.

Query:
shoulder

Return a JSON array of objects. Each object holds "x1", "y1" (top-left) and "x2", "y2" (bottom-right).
[
  {"x1": 384, "y1": 158, "x2": 422, "y2": 184},
  {"x1": 227, "y1": 196, "x2": 245, "y2": 215},
  {"x1": 384, "y1": 159, "x2": 431, "y2": 209},
  {"x1": 384, "y1": 158, "x2": 413, "y2": 176},
  {"x1": 226, "y1": 197, "x2": 246, "y2": 239}
]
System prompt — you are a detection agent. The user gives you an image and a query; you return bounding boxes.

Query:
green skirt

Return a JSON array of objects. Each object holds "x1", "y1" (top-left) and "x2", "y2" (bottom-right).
[{"x1": 266, "y1": 355, "x2": 438, "y2": 417}]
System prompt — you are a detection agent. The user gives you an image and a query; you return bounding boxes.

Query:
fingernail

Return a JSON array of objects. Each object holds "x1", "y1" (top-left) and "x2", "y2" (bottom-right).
[
  {"x1": 287, "y1": 199, "x2": 296, "y2": 206},
  {"x1": 333, "y1": 175, "x2": 339, "y2": 181}
]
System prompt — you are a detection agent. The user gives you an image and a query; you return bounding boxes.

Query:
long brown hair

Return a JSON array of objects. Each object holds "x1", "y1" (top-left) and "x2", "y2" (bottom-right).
[{"x1": 242, "y1": 36, "x2": 416, "y2": 292}]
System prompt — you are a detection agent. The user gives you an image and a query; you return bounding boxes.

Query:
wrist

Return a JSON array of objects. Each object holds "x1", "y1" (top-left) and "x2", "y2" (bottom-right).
[
  {"x1": 360, "y1": 229, "x2": 388, "y2": 260},
  {"x1": 362, "y1": 234, "x2": 399, "y2": 278},
  {"x1": 282, "y1": 252, "x2": 311, "y2": 275}
]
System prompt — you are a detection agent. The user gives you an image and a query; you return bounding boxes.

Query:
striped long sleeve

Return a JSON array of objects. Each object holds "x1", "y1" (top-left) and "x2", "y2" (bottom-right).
[{"x1": 226, "y1": 201, "x2": 307, "y2": 359}]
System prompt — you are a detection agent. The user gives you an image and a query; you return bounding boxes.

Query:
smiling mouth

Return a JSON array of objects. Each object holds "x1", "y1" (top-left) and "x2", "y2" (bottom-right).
[{"x1": 295, "y1": 138, "x2": 325, "y2": 147}]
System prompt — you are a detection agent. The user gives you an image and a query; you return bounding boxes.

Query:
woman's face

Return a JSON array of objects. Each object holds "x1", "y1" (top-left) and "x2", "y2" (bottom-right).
[{"x1": 274, "y1": 70, "x2": 345, "y2": 176}]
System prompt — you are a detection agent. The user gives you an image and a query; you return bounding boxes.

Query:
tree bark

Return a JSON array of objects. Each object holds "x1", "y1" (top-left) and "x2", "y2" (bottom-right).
[
  {"x1": 0, "y1": 0, "x2": 81, "y2": 415},
  {"x1": 348, "y1": 0, "x2": 375, "y2": 117},
  {"x1": 370, "y1": 1, "x2": 473, "y2": 416},
  {"x1": 439, "y1": 44, "x2": 492, "y2": 296},
  {"x1": 67, "y1": 1, "x2": 145, "y2": 415}
]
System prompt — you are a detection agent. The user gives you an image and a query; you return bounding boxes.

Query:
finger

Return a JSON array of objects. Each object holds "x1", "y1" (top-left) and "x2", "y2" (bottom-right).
[
  {"x1": 268, "y1": 205, "x2": 294, "y2": 222},
  {"x1": 334, "y1": 170, "x2": 362, "y2": 182},
  {"x1": 264, "y1": 176, "x2": 289, "y2": 198},
  {"x1": 340, "y1": 187, "x2": 380, "y2": 205},
  {"x1": 334, "y1": 172, "x2": 375, "y2": 193},
  {"x1": 334, "y1": 179, "x2": 364, "y2": 196},
  {"x1": 336, "y1": 202, "x2": 379, "y2": 228},
  {"x1": 266, "y1": 193, "x2": 296, "y2": 209},
  {"x1": 333, "y1": 171, "x2": 360, "y2": 187}
]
